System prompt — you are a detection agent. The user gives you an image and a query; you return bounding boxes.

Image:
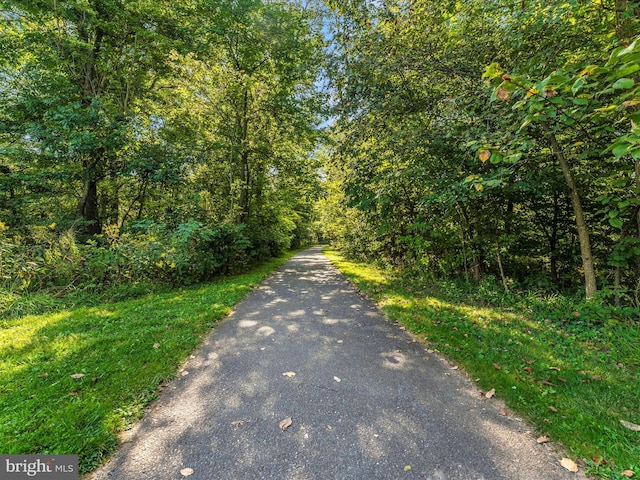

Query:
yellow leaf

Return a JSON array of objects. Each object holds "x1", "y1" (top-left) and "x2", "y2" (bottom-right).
[
  {"x1": 560, "y1": 458, "x2": 579, "y2": 472},
  {"x1": 404, "y1": 465, "x2": 412, "y2": 471},
  {"x1": 526, "y1": 87, "x2": 539, "y2": 98},
  {"x1": 475, "y1": 184, "x2": 484, "y2": 191},
  {"x1": 48, "y1": 223, "x2": 56, "y2": 230},
  {"x1": 595, "y1": 105, "x2": 618, "y2": 113},
  {"x1": 478, "y1": 150, "x2": 491, "y2": 162}
]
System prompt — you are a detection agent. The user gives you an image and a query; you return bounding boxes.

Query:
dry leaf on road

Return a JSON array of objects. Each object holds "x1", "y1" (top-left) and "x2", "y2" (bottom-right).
[
  {"x1": 279, "y1": 417, "x2": 292, "y2": 430},
  {"x1": 620, "y1": 420, "x2": 640, "y2": 431},
  {"x1": 537, "y1": 436, "x2": 550, "y2": 444},
  {"x1": 485, "y1": 388, "x2": 496, "y2": 399},
  {"x1": 334, "y1": 376, "x2": 342, "y2": 382},
  {"x1": 560, "y1": 458, "x2": 579, "y2": 472},
  {"x1": 282, "y1": 371, "x2": 296, "y2": 377},
  {"x1": 180, "y1": 467, "x2": 194, "y2": 476}
]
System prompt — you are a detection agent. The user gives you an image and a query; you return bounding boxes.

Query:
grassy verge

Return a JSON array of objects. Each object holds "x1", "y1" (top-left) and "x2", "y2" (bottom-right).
[
  {"x1": 324, "y1": 248, "x2": 640, "y2": 480},
  {"x1": 0, "y1": 249, "x2": 300, "y2": 474}
]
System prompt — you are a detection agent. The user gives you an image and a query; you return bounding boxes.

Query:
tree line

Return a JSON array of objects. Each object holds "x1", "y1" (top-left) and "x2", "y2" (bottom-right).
[
  {"x1": 319, "y1": 0, "x2": 640, "y2": 303},
  {"x1": 0, "y1": 0, "x2": 324, "y2": 300}
]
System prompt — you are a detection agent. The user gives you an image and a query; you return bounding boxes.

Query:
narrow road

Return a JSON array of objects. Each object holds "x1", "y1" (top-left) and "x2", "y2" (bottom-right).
[{"x1": 92, "y1": 247, "x2": 580, "y2": 480}]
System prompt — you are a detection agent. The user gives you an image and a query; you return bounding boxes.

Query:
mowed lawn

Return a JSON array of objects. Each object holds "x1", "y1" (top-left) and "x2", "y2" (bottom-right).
[{"x1": 0, "y1": 252, "x2": 297, "y2": 474}]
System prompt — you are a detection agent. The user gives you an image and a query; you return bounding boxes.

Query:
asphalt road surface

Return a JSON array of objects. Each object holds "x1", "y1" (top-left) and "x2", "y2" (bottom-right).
[{"x1": 91, "y1": 247, "x2": 582, "y2": 480}]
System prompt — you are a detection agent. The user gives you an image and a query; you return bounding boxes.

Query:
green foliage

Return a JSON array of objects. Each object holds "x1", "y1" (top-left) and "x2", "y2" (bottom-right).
[
  {"x1": 0, "y1": 220, "x2": 257, "y2": 317},
  {"x1": 320, "y1": 0, "x2": 640, "y2": 302}
]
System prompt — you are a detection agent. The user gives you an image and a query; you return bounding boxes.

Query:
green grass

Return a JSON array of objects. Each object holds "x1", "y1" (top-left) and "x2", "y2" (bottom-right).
[
  {"x1": 0, "y1": 250, "x2": 299, "y2": 474},
  {"x1": 324, "y1": 248, "x2": 640, "y2": 480}
]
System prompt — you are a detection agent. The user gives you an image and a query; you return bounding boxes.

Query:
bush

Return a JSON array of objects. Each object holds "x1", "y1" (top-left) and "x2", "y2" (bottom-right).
[{"x1": 0, "y1": 219, "x2": 256, "y2": 316}]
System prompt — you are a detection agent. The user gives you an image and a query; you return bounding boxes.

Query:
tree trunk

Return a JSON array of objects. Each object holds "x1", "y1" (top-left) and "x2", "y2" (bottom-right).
[
  {"x1": 237, "y1": 151, "x2": 250, "y2": 224},
  {"x1": 79, "y1": 176, "x2": 101, "y2": 234},
  {"x1": 546, "y1": 129, "x2": 597, "y2": 299}
]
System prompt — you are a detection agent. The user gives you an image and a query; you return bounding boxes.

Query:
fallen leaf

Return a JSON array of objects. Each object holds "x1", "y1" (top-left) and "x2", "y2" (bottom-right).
[
  {"x1": 337, "y1": 340, "x2": 343, "y2": 343},
  {"x1": 592, "y1": 375, "x2": 603, "y2": 381},
  {"x1": 69, "y1": 391, "x2": 78, "y2": 396},
  {"x1": 450, "y1": 366, "x2": 459, "y2": 370},
  {"x1": 485, "y1": 388, "x2": 496, "y2": 399},
  {"x1": 537, "y1": 436, "x2": 550, "y2": 444},
  {"x1": 549, "y1": 366, "x2": 561, "y2": 371},
  {"x1": 621, "y1": 470, "x2": 635, "y2": 477},
  {"x1": 427, "y1": 349, "x2": 435, "y2": 354},
  {"x1": 279, "y1": 417, "x2": 292, "y2": 430},
  {"x1": 548, "y1": 406, "x2": 558, "y2": 413},
  {"x1": 70, "y1": 373, "x2": 85, "y2": 379},
  {"x1": 557, "y1": 377, "x2": 567, "y2": 383},
  {"x1": 404, "y1": 465, "x2": 412, "y2": 471},
  {"x1": 560, "y1": 458, "x2": 579, "y2": 472},
  {"x1": 231, "y1": 420, "x2": 244, "y2": 428},
  {"x1": 620, "y1": 420, "x2": 640, "y2": 431},
  {"x1": 496, "y1": 88, "x2": 510, "y2": 101},
  {"x1": 180, "y1": 467, "x2": 194, "y2": 476},
  {"x1": 153, "y1": 343, "x2": 161, "y2": 349},
  {"x1": 523, "y1": 367, "x2": 533, "y2": 373},
  {"x1": 181, "y1": 370, "x2": 189, "y2": 376},
  {"x1": 499, "y1": 408, "x2": 508, "y2": 416},
  {"x1": 542, "y1": 379, "x2": 556, "y2": 386},
  {"x1": 40, "y1": 373, "x2": 49, "y2": 378},
  {"x1": 282, "y1": 371, "x2": 296, "y2": 377},
  {"x1": 493, "y1": 363, "x2": 502, "y2": 370},
  {"x1": 592, "y1": 456, "x2": 606, "y2": 466},
  {"x1": 334, "y1": 376, "x2": 342, "y2": 382}
]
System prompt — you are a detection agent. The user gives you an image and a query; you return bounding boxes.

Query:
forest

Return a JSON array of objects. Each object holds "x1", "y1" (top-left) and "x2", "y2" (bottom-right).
[
  {"x1": 1, "y1": 0, "x2": 640, "y2": 306},
  {"x1": 1, "y1": 0, "x2": 639, "y2": 477},
  {"x1": 1, "y1": 0, "x2": 324, "y2": 311}
]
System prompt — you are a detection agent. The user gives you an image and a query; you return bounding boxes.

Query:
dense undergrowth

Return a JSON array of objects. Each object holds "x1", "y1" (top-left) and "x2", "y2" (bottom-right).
[
  {"x1": 325, "y1": 247, "x2": 640, "y2": 480},
  {"x1": 0, "y1": 220, "x2": 292, "y2": 318}
]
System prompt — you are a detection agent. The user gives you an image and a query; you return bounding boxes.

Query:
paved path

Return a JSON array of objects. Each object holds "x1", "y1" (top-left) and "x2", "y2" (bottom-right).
[{"x1": 92, "y1": 247, "x2": 581, "y2": 480}]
